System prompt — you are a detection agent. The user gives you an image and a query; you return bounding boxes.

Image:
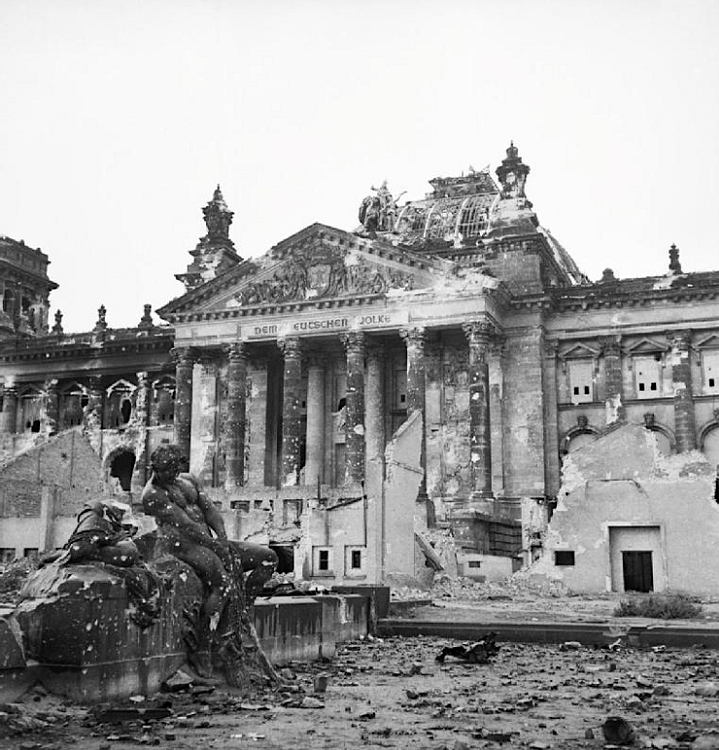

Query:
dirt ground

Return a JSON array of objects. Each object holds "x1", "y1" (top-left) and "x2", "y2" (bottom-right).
[{"x1": 3, "y1": 630, "x2": 719, "y2": 750}]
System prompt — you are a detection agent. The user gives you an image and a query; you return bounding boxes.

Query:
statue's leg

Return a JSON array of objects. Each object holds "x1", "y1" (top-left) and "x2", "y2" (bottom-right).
[
  {"x1": 96, "y1": 540, "x2": 140, "y2": 567},
  {"x1": 229, "y1": 542, "x2": 278, "y2": 601},
  {"x1": 172, "y1": 542, "x2": 231, "y2": 678}
]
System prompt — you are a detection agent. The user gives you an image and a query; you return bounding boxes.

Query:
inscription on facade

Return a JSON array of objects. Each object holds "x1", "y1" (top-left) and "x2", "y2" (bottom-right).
[{"x1": 243, "y1": 310, "x2": 408, "y2": 340}]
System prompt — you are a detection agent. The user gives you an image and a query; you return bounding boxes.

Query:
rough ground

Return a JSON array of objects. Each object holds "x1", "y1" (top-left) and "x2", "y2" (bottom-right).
[{"x1": 4, "y1": 633, "x2": 719, "y2": 750}]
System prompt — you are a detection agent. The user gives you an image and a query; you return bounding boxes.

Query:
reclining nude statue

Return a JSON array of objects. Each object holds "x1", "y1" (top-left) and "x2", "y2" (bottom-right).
[{"x1": 141, "y1": 444, "x2": 279, "y2": 684}]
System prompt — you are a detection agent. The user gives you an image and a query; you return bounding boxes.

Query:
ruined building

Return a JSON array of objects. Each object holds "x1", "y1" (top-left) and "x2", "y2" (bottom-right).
[{"x1": 2, "y1": 144, "x2": 719, "y2": 593}]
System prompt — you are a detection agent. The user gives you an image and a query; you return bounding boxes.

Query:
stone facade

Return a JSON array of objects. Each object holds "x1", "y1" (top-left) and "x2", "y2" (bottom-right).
[{"x1": 3, "y1": 150, "x2": 719, "y2": 591}]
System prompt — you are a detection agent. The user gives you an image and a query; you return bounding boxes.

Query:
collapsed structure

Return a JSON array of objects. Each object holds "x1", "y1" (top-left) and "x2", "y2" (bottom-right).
[{"x1": 1, "y1": 143, "x2": 718, "y2": 594}]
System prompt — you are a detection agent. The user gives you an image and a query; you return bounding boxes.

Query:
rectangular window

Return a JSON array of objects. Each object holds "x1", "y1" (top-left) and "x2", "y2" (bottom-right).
[
  {"x1": 23, "y1": 548, "x2": 39, "y2": 560},
  {"x1": 554, "y1": 550, "x2": 575, "y2": 566},
  {"x1": 635, "y1": 356, "x2": 661, "y2": 399},
  {"x1": 313, "y1": 546, "x2": 332, "y2": 575},
  {"x1": 344, "y1": 545, "x2": 367, "y2": 576},
  {"x1": 568, "y1": 360, "x2": 594, "y2": 404},
  {"x1": 703, "y1": 352, "x2": 719, "y2": 395},
  {"x1": 0, "y1": 548, "x2": 16, "y2": 563}
]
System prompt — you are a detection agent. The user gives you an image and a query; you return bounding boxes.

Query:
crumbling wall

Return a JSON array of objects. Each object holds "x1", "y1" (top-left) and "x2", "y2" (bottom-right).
[{"x1": 533, "y1": 423, "x2": 719, "y2": 595}]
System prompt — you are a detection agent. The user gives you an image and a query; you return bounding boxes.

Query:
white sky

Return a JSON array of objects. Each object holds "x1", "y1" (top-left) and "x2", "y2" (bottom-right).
[{"x1": 1, "y1": 0, "x2": 718, "y2": 332}]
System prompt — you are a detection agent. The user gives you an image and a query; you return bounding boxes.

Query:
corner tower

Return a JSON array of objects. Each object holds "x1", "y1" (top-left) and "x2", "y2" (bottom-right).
[{"x1": 176, "y1": 186, "x2": 243, "y2": 292}]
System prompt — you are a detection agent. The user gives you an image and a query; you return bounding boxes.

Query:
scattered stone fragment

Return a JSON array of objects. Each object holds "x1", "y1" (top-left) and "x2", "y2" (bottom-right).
[
  {"x1": 300, "y1": 696, "x2": 325, "y2": 709},
  {"x1": 695, "y1": 683, "x2": 719, "y2": 697},
  {"x1": 560, "y1": 641, "x2": 583, "y2": 651},
  {"x1": 602, "y1": 716, "x2": 636, "y2": 746}
]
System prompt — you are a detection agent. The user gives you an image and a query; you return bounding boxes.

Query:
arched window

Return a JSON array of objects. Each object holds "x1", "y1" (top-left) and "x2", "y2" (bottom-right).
[
  {"x1": 152, "y1": 375, "x2": 176, "y2": 425},
  {"x1": 59, "y1": 382, "x2": 88, "y2": 428},
  {"x1": 106, "y1": 379, "x2": 136, "y2": 429}
]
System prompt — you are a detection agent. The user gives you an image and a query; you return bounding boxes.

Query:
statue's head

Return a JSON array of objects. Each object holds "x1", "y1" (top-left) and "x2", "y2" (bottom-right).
[{"x1": 150, "y1": 444, "x2": 184, "y2": 484}]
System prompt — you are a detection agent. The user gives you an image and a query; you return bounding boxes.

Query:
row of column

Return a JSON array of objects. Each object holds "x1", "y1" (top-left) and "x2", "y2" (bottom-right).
[{"x1": 170, "y1": 320, "x2": 496, "y2": 497}]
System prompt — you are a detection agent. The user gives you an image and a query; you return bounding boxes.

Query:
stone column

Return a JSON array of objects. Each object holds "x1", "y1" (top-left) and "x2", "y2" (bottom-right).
[
  {"x1": 670, "y1": 330, "x2": 696, "y2": 452},
  {"x1": 44, "y1": 380, "x2": 59, "y2": 436},
  {"x1": 0, "y1": 387, "x2": 18, "y2": 434},
  {"x1": 342, "y1": 331, "x2": 366, "y2": 486},
  {"x1": 400, "y1": 327, "x2": 429, "y2": 509},
  {"x1": 463, "y1": 321, "x2": 494, "y2": 501},
  {"x1": 601, "y1": 336, "x2": 624, "y2": 424},
  {"x1": 279, "y1": 337, "x2": 303, "y2": 487},
  {"x1": 365, "y1": 344, "x2": 386, "y2": 496},
  {"x1": 135, "y1": 371, "x2": 151, "y2": 486},
  {"x1": 304, "y1": 354, "x2": 326, "y2": 488},
  {"x1": 171, "y1": 347, "x2": 196, "y2": 461},
  {"x1": 224, "y1": 342, "x2": 247, "y2": 488}
]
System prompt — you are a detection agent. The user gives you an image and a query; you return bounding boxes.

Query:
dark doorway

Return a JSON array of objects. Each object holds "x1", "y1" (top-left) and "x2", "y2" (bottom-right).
[
  {"x1": 110, "y1": 451, "x2": 136, "y2": 492},
  {"x1": 622, "y1": 550, "x2": 654, "y2": 592}
]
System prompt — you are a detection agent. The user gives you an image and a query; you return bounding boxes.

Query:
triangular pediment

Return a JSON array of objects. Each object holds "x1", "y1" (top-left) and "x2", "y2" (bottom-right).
[
  {"x1": 695, "y1": 333, "x2": 719, "y2": 350},
  {"x1": 558, "y1": 342, "x2": 600, "y2": 360},
  {"x1": 158, "y1": 224, "x2": 447, "y2": 321},
  {"x1": 625, "y1": 337, "x2": 667, "y2": 354}
]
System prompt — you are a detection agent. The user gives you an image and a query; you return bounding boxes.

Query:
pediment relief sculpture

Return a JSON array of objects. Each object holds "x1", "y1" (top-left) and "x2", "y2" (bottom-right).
[{"x1": 227, "y1": 253, "x2": 415, "y2": 308}]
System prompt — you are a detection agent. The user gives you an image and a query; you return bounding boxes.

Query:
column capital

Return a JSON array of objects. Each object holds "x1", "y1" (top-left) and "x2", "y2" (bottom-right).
[
  {"x1": 278, "y1": 336, "x2": 303, "y2": 358},
  {"x1": 170, "y1": 346, "x2": 198, "y2": 365},
  {"x1": 224, "y1": 341, "x2": 247, "y2": 363},
  {"x1": 667, "y1": 329, "x2": 692, "y2": 349},
  {"x1": 462, "y1": 320, "x2": 496, "y2": 346},
  {"x1": 44, "y1": 378, "x2": 59, "y2": 395},
  {"x1": 399, "y1": 326, "x2": 426, "y2": 348},
  {"x1": 599, "y1": 335, "x2": 622, "y2": 357},
  {"x1": 2, "y1": 385, "x2": 17, "y2": 397},
  {"x1": 340, "y1": 330, "x2": 366, "y2": 355}
]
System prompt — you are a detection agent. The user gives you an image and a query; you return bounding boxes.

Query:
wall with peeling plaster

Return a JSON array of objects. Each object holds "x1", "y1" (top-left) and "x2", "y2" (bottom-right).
[{"x1": 534, "y1": 423, "x2": 719, "y2": 595}]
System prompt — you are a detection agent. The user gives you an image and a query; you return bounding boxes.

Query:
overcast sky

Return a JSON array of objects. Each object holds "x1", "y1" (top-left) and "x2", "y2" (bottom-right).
[{"x1": 1, "y1": 0, "x2": 718, "y2": 332}]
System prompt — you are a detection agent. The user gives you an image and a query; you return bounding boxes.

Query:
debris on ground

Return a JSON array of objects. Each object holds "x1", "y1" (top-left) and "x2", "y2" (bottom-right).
[{"x1": 435, "y1": 632, "x2": 499, "y2": 664}]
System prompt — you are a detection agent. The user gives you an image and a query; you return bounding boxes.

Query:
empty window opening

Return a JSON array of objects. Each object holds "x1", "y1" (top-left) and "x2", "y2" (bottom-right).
[
  {"x1": 635, "y1": 357, "x2": 661, "y2": 399},
  {"x1": 318, "y1": 549, "x2": 330, "y2": 571},
  {"x1": 110, "y1": 451, "x2": 136, "y2": 492},
  {"x1": 467, "y1": 560, "x2": 482, "y2": 569},
  {"x1": 568, "y1": 361, "x2": 593, "y2": 404},
  {"x1": 351, "y1": 549, "x2": 362, "y2": 569},
  {"x1": 702, "y1": 351, "x2": 719, "y2": 395},
  {"x1": 554, "y1": 550, "x2": 575, "y2": 566}
]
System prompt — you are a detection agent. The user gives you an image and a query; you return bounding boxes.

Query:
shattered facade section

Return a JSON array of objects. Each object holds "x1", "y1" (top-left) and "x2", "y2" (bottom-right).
[{"x1": 530, "y1": 423, "x2": 719, "y2": 596}]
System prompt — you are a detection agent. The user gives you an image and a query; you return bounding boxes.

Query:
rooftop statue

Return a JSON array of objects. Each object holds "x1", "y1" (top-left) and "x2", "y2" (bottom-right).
[{"x1": 357, "y1": 180, "x2": 405, "y2": 238}]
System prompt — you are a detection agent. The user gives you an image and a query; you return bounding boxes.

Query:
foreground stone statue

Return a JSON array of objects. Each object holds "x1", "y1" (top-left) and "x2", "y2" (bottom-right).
[{"x1": 141, "y1": 444, "x2": 278, "y2": 682}]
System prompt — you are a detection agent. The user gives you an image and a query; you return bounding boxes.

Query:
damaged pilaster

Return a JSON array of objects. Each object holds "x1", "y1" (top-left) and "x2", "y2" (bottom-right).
[
  {"x1": 224, "y1": 342, "x2": 247, "y2": 488},
  {"x1": 171, "y1": 346, "x2": 197, "y2": 461},
  {"x1": 463, "y1": 321, "x2": 494, "y2": 504},
  {"x1": 278, "y1": 337, "x2": 303, "y2": 487},
  {"x1": 0, "y1": 386, "x2": 17, "y2": 434},
  {"x1": 134, "y1": 371, "x2": 151, "y2": 486},
  {"x1": 601, "y1": 336, "x2": 624, "y2": 424},
  {"x1": 342, "y1": 331, "x2": 366, "y2": 486},
  {"x1": 669, "y1": 330, "x2": 696, "y2": 452}
]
